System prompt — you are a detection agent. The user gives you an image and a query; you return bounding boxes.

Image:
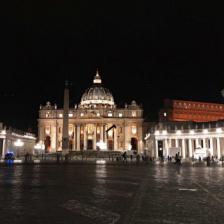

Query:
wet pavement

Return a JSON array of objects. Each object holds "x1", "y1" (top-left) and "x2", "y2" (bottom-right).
[{"x1": 0, "y1": 163, "x2": 224, "y2": 224}]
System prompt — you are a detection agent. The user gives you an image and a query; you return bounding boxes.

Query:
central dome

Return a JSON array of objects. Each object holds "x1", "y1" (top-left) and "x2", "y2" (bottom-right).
[{"x1": 80, "y1": 70, "x2": 115, "y2": 108}]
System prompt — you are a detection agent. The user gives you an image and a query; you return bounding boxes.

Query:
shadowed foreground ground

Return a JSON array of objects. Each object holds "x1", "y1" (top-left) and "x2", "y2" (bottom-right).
[{"x1": 0, "y1": 163, "x2": 224, "y2": 224}]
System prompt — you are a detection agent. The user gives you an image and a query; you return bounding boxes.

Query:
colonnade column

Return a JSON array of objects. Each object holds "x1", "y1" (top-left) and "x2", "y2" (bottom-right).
[
  {"x1": 189, "y1": 139, "x2": 193, "y2": 158},
  {"x1": 155, "y1": 139, "x2": 158, "y2": 158},
  {"x1": 2, "y1": 138, "x2": 6, "y2": 158},
  {"x1": 217, "y1": 137, "x2": 221, "y2": 159},
  {"x1": 164, "y1": 139, "x2": 169, "y2": 157},
  {"x1": 196, "y1": 139, "x2": 200, "y2": 148},
  {"x1": 182, "y1": 139, "x2": 186, "y2": 159},
  {"x1": 175, "y1": 139, "x2": 178, "y2": 148},
  {"x1": 210, "y1": 138, "x2": 214, "y2": 156},
  {"x1": 76, "y1": 125, "x2": 80, "y2": 150},
  {"x1": 203, "y1": 139, "x2": 206, "y2": 149}
]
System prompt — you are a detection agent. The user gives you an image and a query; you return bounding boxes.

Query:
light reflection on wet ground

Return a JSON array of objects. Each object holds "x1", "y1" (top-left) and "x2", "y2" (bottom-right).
[{"x1": 0, "y1": 164, "x2": 224, "y2": 223}]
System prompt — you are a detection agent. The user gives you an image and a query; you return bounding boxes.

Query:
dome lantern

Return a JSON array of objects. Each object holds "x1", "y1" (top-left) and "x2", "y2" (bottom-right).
[{"x1": 93, "y1": 69, "x2": 102, "y2": 84}]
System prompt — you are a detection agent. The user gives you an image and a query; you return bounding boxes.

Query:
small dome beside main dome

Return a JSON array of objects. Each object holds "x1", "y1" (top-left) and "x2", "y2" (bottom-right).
[{"x1": 80, "y1": 70, "x2": 115, "y2": 108}]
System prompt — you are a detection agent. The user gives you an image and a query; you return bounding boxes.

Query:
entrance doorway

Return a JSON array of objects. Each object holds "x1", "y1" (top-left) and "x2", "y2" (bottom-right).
[
  {"x1": 69, "y1": 140, "x2": 73, "y2": 150},
  {"x1": 87, "y1": 139, "x2": 93, "y2": 150},
  {"x1": 108, "y1": 140, "x2": 113, "y2": 150},
  {"x1": 158, "y1": 140, "x2": 163, "y2": 157},
  {"x1": 131, "y1": 138, "x2": 138, "y2": 151},
  {"x1": 44, "y1": 136, "x2": 51, "y2": 153}
]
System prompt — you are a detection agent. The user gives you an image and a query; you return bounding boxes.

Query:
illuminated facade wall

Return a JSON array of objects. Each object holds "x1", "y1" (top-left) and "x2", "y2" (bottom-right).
[
  {"x1": 38, "y1": 102, "x2": 144, "y2": 152},
  {"x1": 0, "y1": 123, "x2": 36, "y2": 158},
  {"x1": 145, "y1": 121, "x2": 224, "y2": 160},
  {"x1": 38, "y1": 73, "x2": 144, "y2": 152},
  {"x1": 159, "y1": 99, "x2": 224, "y2": 122}
]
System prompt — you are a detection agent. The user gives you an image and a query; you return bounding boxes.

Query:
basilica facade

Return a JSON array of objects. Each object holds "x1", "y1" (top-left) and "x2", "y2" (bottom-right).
[{"x1": 38, "y1": 71, "x2": 144, "y2": 152}]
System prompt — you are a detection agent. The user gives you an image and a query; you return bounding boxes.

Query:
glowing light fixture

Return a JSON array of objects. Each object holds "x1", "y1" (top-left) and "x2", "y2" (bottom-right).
[
  {"x1": 14, "y1": 139, "x2": 24, "y2": 147},
  {"x1": 96, "y1": 141, "x2": 107, "y2": 150},
  {"x1": 108, "y1": 130, "x2": 113, "y2": 137},
  {"x1": 131, "y1": 126, "x2": 137, "y2": 135},
  {"x1": 132, "y1": 111, "x2": 136, "y2": 117},
  {"x1": 96, "y1": 159, "x2": 106, "y2": 164},
  {"x1": 34, "y1": 143, "x2": 45, "y2": 150},
  {"x1": 1, "y1": 130, "x2": 6, "y2": 135},
  {"x1": 45, "y1": 127, "x2": 50, "y2": 135}
]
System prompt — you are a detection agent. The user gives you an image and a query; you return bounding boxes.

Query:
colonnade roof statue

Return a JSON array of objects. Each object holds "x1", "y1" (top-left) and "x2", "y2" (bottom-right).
[{"x1": 80, "y1": 69, "x2": 115, "y2": 108}]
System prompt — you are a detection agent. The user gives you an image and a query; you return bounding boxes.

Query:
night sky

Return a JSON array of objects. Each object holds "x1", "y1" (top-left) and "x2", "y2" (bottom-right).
[{"x1": 0, "y1": 1, "x2": 224, "y2": 133}]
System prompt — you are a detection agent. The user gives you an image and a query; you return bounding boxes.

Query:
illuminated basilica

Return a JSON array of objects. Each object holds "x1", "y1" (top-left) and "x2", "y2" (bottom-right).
[{"x1": 38, "y1": 71, "x2": 144, "y2": 152}]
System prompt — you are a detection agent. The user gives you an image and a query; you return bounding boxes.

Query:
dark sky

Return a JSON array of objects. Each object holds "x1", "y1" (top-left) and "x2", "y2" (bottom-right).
[{"x1": 0, "y1": 1, "x2": 224, "y2": 133}]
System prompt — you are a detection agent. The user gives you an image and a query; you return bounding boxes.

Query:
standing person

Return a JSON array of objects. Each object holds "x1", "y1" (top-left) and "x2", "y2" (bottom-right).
[
  {"x1": 136, "y1": 154, "x2": 140, "y2": 164},
  {"x1": 206, "y1": 156, "x2": 211, "y2": 167},
  {"x1": 122, "y1": 151, "x2": 127, "y2": 164}
]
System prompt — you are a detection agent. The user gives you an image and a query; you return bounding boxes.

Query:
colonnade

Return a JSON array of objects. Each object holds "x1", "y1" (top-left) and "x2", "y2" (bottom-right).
[{"x1": 155, "y1": 136, "x2": 223, "y2": 159}]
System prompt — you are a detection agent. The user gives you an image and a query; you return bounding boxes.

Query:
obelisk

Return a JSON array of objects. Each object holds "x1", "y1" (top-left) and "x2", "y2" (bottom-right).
[{"x1": 62, "y1": 81, "x2": 69, "y2": 153}]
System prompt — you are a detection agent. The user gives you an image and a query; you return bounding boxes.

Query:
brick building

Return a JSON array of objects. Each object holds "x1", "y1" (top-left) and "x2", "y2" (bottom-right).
[{"x1": 159, "y1": 99, "x2": 224, "y2": 123}]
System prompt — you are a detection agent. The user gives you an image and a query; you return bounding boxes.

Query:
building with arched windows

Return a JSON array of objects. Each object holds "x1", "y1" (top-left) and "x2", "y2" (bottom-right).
[{"x1": 38, "y1": 71, "x2": 144, "y2": 152}]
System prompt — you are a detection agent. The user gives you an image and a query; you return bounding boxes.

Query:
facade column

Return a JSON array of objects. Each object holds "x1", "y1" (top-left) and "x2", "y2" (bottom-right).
[
  {"x1": 73, "y1": 125, "x2": 76, "y2": 151},
  {"x1": 124, "y1": 124, "x2": 129, "y2": 150},
  {"x1": 138, "y1": 125, "x2": 143, "y2": 151},
  {"x1": 104, "y1": 125, "x2": 107, "y2": 148},
  {"x1": 93, "y1": 125, "x2": 97, "y2": 150},
  {"x1": 100, "y1": 125, "x2": 104, "y2": 142},
  {"x1": 76, "y1": 125, "x2": 80, "y2": 151},
  {"x1": 217, "y1": 137, "x2": 221, "y2": 159},
  {"x1": 114, "y1": 128, "x2": 117, "y2": 150},
  {"x1": 83, "y1": 125, "x2": 87, "y2": 150},
  {"x1": 210, "y1": 138, "x2": 214, "y2": 156},
  {"x1": 181, "y1": 139, "x2": 186, "y2": 159},
  {"x1": 55, "y1": 122, "x2": 58, "y2": 151},
  {"x1": 189, "y1": 139, "x2": 193, "y2": 158},
  {"x1": 51, "y1": 125, "x2": 57, "y2": 152}
]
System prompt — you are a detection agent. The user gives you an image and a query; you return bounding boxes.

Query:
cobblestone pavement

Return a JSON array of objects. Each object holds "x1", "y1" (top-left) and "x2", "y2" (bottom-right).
[{"x1": 0, "y1": 163, "x2": 224, "y2": 224}]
